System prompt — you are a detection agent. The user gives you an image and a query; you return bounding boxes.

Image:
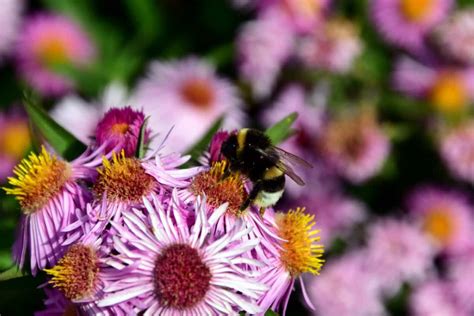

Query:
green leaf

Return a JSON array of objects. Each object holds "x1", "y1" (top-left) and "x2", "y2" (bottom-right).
[
  {"x1": 23, "y1": 92, "x2": 86, "y2": 160},
  {"x1": 184, "y1": 116, "x2": 224, "y2": 163},
  {"x1": 0, "y1": 266, "x2": 25, "y2": 281},
  {"x1": 264, "y1": 309, "x2": 279, "y2": 316},
  {"x1": 135, "y1": 117, "x2": 149, "y2": 159},
  {"x1": 265, "y1": 112, "x2": 299, "y2": 145}
]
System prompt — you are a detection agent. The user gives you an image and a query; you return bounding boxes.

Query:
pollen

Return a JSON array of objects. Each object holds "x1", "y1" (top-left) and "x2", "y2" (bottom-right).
[
  {"x1": 423, "y1": 208, "x2": 456, "y2": 245},
  {"x1": 3, "y1": 146, "x2": 71, "y2": 214},
  {"x1": 399, "y1": 0, "x2": 435, "y2": 22},
  {"x1": 154, "y1": 244, "x2": 211, "y2": 309},
  {"x1": 93, "y1": 151, "x2": 156, "y2": 203},
  {"x1": 180, "y1": 78, "x2": 215, "y2": 108},
  {"x1": 110, "y1": 123, "x2": 129, "y2": 135},
  {"x1": 190, "y1": 160, "x2": 248, "y2": 217},
  {"x1": 429, "y1": 72, "x2": 468, "y2": 114},
  {"x1": 44, "y1": 244, "x2": 99, "y2": 300},
  {"x1": 276, "y1": 207, "x2": 324, "y2": 277}
]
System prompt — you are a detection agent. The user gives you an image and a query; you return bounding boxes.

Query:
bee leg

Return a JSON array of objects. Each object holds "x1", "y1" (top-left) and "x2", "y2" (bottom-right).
[{"x1": 240, "y1": 182, "x2": 261, "y2": 211}]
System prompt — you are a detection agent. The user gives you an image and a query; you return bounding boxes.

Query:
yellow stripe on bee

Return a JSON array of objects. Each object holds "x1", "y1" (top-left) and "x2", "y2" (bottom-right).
[
  {"x1": 237, "y1": 128, "x2": 248, "y2": 154},
  {"x1": 264, "y1": 166, "x2": 284, "y2": 180}
]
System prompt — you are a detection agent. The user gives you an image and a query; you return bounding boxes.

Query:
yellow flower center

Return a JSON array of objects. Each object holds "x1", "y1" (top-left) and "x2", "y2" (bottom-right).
[
  {"x1": 429, "y1": 72, "x2": 468, "y2": 114},
  {"x1": 35, "y1": 36, "x2": 70, "y2": 67},
  {"x1": 180, "y1": 78, "x2": 215, "y2": 109},
  {"x1": 44, "y1": 244, "x2": 98, "y2": 300},
  {"x1": 0, "y1": 121, "x2": 30, "y2": 159},
  {"x1": 190, "y1": 160, "x2": 248, "y2": 217},
  {"x1": 3, "y1": 146, "x2": 71, "y2": 214},
  {"x1": 110, "y1": 123, "x2": 129, "y2": 135},
  {"x1": 423, "y1": 208, "x2": 455, "y2": 245},
  {"x1": 285, "y1": 0, "x2": 321, "y2": 18},
  {"x1": 399, "y1": 0, "x2": 435, "y2": 22},
  {"x1": 276, "y1": 208, "x2": 324, "y2": 277},
  {"x1": 93, "y1": 151, "x2": 156, "y2": 203}
]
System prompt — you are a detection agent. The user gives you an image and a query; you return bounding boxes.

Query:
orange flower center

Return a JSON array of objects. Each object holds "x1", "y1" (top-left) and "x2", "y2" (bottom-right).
[
  {"x1": 423, "y1": 208, "x2": 456, "y2": 245},
  {"x1": 180, "y1": 78, "x2": 215, "y2": 108},
  {"x1": 35, "y1": 36, "x2": 70, "y2": 67},
  {"x1": 429, "y1": 72, "x2": 468, "y2": 114},
  {"x1": 399, "y1": 0, "x2": 435, "y2": 22},
  {"x1": 110, "y1": 123, "x2": 129, "y2": 135},
  {"x1": 0, "y1": 121, "x2": 30, "y2": 159}
]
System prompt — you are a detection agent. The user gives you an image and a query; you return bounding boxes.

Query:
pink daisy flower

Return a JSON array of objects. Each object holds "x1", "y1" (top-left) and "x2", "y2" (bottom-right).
[
  {"x1": 95, "y1": 107, "x2": 151, "y2": 157},
  {"x1": 370, "y1": 0, "x2": 453, "y2": 53},
  {"x1": 410, "y1": 280, "x2": 470, "y2": 316},
  {"x1": 131, "y1": 57, "x2": 244, "y2": 153},
  {"x1": 393, "y1": 56, "x2": 474, "y2": 114},
  {"x1": 307, "y1": 253, "x2": 386, "y2": 316},
  {"x1": 237, "y1": 12, "x2": 295, "y2": 99},
  {"x1": 98, "y1": 195, "x2": 267, "y2": 314},
  {"x1": 0, "y1": 0, "x2": 23, "y2": 60},
  {"x1": 433, "y1": 9, "x2": 474, "y2": 64},
  {"x1": 317, "y1": 108, "x2": 390, "y2": 183},
  {"x1": 2, "y1": 145, "x2": 104, "y2": 275},
  {"x1": 16, "y1": 13, "x2": 95, "y2": 96},
  {"x1": 447, "y1": 249, "x2": 474, "y2": 314},
  {"x1": 365, "y1": 219, "x2": 435, "y2": 296},
  {"x1": 407, "y1": 186, "x2": 474, "y2": 254},
  {"x1": 298, "y1": 18, "x2": 363, "y2": 73},
  {"x1": 440, "y1": 121, "x2": 474, "y2": 184},
  {"x1": 256, "y1": 208, "x2": 324, "y2": 315},
  {"x1": 0, "y1": 109, "x2": 31, "y2": 182}
]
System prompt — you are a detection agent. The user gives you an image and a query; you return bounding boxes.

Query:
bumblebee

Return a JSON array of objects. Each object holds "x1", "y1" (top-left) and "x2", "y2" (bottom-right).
[{"x1": 220, "y1": 128, "x2": 312, "y2": 212}]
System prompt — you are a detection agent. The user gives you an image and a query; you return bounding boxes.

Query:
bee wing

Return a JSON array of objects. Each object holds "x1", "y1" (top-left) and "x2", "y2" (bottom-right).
[
  {"x1": 272, "y1": 146, "x2": 313, "y2": 169},
  {"x1": 275, "y1": 160, "x2": 306, "y2": 186}
]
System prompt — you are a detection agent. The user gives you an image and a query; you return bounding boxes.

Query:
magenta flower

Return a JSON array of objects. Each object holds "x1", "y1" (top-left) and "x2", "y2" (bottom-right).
[
  {"x1": 407, "y1": 186, "x2": 474, "y2": 254},
  {"x1": 440, "y1": 121, "x2": 474, "y2": 184},
  {"x1": 95, "y1": 107, "x2": 151, "y2": 157},
  {"x1": 393, "y1": 57, "x2": 474, "y2": 114},
  {"x1": 131, "y1": 57, "x2": 244, "y2": 152},
  {"x1": 370, "y1": 0, "x2": 453, "y2": 53},
  {"x1": 2, "y1": 146, "x2": 105, "y2": 275},
  {"x1": 16, "y1": 13, "x2": 95, "y2": 96},
  {"x1": 98, "y1": 195, "x2": 267, "y2": 314},
  {"x1": 365, "y1": 219, "x2": 435, "y2": 296}
]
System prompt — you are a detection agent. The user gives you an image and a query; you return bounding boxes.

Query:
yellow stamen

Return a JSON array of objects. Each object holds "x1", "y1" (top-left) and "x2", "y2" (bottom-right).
[
  {"x1": 44, "y1": 244, "x2": 98, "y2": 300},
  {"x1": 190, "y1": 160, "x2": 248, "y2": 217},
  {"x1": 429, "y1": 72, "x2": 468, "y2": 114},
  {"x1": 3, "y1": 146, "x2": 70, "y2": 214},
  {"x1": 34, "y1": 36, "x2": 70, "y2": 67},
  {"x1": 423, "y1": 208, "x2": 455, "y2": 245},
  {"x1": 93, "y1": 150, "x2": 156, "y2": 203},
  {"x1": 399, "y1": 0, "x2": 435, "y2": 22},
  {"x1": 276, "y1": 207, "x2": 324, "y2": 277},
  {"x1": 0, "y1": 121, "x2": 30, "y2": 159}
]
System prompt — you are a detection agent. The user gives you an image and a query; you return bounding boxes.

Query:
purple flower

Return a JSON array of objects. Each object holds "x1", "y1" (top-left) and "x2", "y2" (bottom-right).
[
  {"x1": 131, "y1": 57, "x2": 244, "y2": 152},
  {"x1": 2, "y1": 146, "x2": 104, "y2": 275},
  {"x1": 365, "y1": 219, "x2": 435, "y2": 296},
  {"x1": 447, "y1": 249, "x2": 474, "y2": 314},
  {"x1": 15, "y1": 13, "x2": 95, "y2": 96},
  {"x1": 440, "y1": 121, "x2": 474, "y2": 184},
  {"x1": 370, "y1": 0, "x2": 453, "y2": 54},
  {"x1": 0, "y1": 0, "x2": 23, "y2": 61},
  {"x1": 407, "y1": 186, "x2": 474, "y2": 254},
  {"x1": 95, "y1": 107, "x2": 151, "y2": 157},
  {"x1": 98, "y1": 195, "x2": 267, "y2": 314}
]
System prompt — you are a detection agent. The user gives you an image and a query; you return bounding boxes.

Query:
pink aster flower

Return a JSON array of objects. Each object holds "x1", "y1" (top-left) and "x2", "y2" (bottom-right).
[
  {"x1": 0, "y1": 109, "x2": 30, "y2": 182},
  {"x1": 0, "y1": 0, "x2": 23, "y2": 61},
  {"x1": 317, "y1": 108, "x2": 390, "y2": 183},
  {"x1": 3, "y1": 145, "x2": 104, "y2": 275},
  {"x1": 131, "y1": 57, "x2": 244, "y2": 153},
  {"x1": 307, "y1": 253, "x2": 386, "y2": 316},
  {"x1": 16, "y1": 13, "x2": 95, "y2": 96},
  {"x1": 410, "y1": 280, "x2": 470, "y2": 316},
  {"x1": 52, "y1": 82, "x2": 130, "y2": 144},
  {"x1": 237, "y1": 12, "x2": 295, "y2": 99},
  {"x1": 407, "y1": 186, "x2": 474, "y2": 254},
  {"x1": 95, "y1": 107, "x2": 151, "y2": 157},
  {"x1": 370, "y1": 0, "x2": 453, "y2": 53},
  {"x1": 393, "y1": 57, "x2": 474, "y2": 114},
  {"x1": 440, "y1": 121, "x2": 474, "y2": 184},
  {"x1": 365, "y1": 219, "x2": 435, "y2": 296},
  {"x1": 446, "y1": 249, "x2": 474, "y2": 314},
  {"x1": 298, "y1": 18, "x2": 363, "y2": 73},
  {"x1": 36, "y1": 287, "x2": 76, "y2": 316},
  {"x1": 98, "y1": 195, "x2": 267, "y2": 315},
  {"x1": 433, "y1": 9, "x2": 474, "y2": 64}
]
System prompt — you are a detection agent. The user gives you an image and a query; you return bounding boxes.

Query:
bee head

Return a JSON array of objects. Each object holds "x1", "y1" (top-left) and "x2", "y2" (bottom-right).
[{"x1": 220, "y1": 134, "x2": 238, "y2": 163}]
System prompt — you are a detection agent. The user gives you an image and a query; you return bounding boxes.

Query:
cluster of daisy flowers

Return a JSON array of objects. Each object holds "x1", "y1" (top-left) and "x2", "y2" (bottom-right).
[{"x1": 3, "y1": 106, "x2": 324, "y2": 315}]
